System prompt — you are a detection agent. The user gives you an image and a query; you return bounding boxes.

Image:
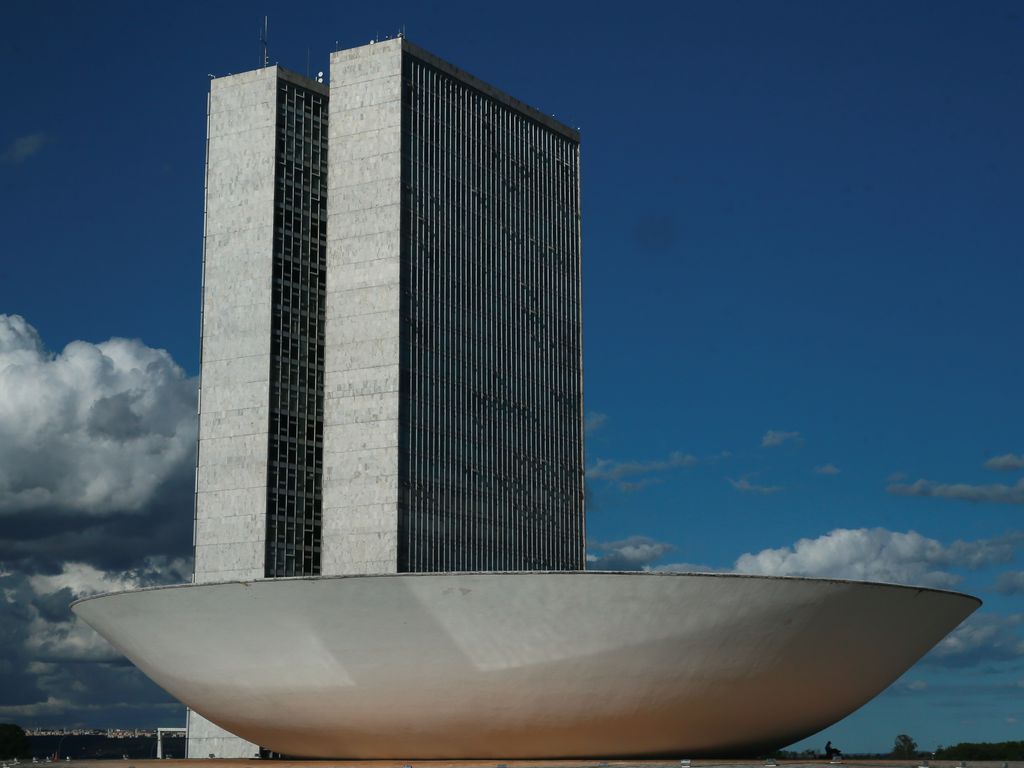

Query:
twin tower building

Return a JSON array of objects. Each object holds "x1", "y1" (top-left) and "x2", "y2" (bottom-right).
[{"x1": 190, "y1": 39, "x2": 584, "y2": 754}]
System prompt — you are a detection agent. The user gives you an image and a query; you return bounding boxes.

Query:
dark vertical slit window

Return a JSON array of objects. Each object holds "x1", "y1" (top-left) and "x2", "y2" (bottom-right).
[
  {"x1": 265, "y1": 77, "x2": 328, "y2": 578},
  {"x1": 398, "y1": 54, "x2": 584, "y2": 573}
]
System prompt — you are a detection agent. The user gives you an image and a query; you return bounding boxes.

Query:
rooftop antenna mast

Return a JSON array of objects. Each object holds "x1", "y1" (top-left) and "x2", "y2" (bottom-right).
[{"x1": 259, "y1": 16, "x2": 270, "y2": 68}]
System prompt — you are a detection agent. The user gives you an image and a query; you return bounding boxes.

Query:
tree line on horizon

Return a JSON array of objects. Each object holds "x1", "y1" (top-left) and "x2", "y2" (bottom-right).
[
  {"x1": 775, "y1": 734, "x2": 1023, "y2": 761},
  {"x1": 934, "y1": 741, "x2": 1024, "y2": 761},
  {"x1": 4, "y1": 722, "x2": 1024, "y2": 762},
  {"x1": 0, "y1": 724, "x2": 30, "y2": 759}
]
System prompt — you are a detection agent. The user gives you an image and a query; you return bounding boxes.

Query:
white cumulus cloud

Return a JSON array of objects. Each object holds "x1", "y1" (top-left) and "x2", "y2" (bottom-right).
[
  {"x1": 733, "y1": 528, "x2": 1022, "y2": 588},
  {"x1": 23, "y1": 557, "x2": 192, "y2": 662},
  {"x1": 28, "y1": 557, "x2": 191, "y2": 599},
  {"x1": 587, "y1": 536, "x2": 674, "y2": 570},
  {"x1": 584, "y1": 411, "x2": 607, "y2": 434},
  {"x1": 761, "y1": 429, "x2": 800, "y2": 448},
  {"x1": 728, "y1": 476, "x2": 783, "y2": 495},
  {"x1": 0, "y1": 314, "x2": 197, "y2": 515}
]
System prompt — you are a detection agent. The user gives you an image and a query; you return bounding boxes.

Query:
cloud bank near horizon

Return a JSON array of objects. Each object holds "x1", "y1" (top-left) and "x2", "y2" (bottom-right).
[{"x1": 0, "y1": 315, "x2": 196, "y2": 727}]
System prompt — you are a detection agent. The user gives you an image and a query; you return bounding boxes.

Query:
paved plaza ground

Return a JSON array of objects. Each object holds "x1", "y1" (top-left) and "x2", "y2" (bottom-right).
[{"x1": 51, "y1": 760, "x2": 1024, "y2": 768}]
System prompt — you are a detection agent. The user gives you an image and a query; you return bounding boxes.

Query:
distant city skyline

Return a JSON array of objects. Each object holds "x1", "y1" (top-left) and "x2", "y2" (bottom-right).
[
  {"x1": 24, "y1": 727, "x2": 184, "y2": 737},
  {"x1": 1, "y1": 0, "x2": 1022, "y2": 753}
]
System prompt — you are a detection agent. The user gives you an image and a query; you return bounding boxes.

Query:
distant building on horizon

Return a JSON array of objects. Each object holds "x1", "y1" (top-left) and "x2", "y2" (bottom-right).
[{"x1": 189, "y1": 37, "x2": 584, "y2": 757}]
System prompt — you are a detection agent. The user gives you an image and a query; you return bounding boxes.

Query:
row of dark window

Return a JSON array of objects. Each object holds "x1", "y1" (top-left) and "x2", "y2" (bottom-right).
[
  {"x1": 265, "y1": 79, "x2": 328, "y2": 579},
  {"x1": 398, "y1": 55, "x2": 584, "y2": 573}
]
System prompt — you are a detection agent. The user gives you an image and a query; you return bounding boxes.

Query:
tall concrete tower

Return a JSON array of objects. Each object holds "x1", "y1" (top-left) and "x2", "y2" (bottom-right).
[
  {"x1": 323, "y1": 39, "x2": 585, "y2": 575},
  {"x1": 189, "y1": 38, "x2": 584, "y2": 757},
  {"x1": 193, "y1": 65, "x2": 328, "y2": 585},
  {"x1": 189, "y1": 63, "x2": 329, "y2": 757}
]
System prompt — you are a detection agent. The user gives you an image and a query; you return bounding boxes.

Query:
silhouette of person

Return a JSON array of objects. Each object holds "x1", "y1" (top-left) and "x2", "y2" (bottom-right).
[{"x1": 825, "y1": 741, "x2": 842, "y2": 760}]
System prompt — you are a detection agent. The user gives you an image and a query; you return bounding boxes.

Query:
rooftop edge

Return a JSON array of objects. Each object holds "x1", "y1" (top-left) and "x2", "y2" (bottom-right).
[{"x1": 330, "y1": 37, "x2": 580, "y2": 143}]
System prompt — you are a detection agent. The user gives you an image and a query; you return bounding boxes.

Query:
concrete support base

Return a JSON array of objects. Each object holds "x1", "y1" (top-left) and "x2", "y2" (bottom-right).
[{"x1": 186, "y1": 710, "x2": 258, "y2": 759}]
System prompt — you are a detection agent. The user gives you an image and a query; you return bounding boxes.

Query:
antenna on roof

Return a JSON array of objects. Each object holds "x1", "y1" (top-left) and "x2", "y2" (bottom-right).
[{"x1": 259, "y1": 16, "x2": 270, "y2": 68}]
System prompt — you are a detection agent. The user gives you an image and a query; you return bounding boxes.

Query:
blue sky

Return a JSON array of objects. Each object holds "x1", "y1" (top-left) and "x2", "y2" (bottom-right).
[{"x1": 1, "y1": 0, "x2": 1022, "y2": 755}]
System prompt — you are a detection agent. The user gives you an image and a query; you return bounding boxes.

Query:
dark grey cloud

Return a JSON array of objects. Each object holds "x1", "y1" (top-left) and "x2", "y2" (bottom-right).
[
  {"x1": 995, "y1": 571, "x2": 1024, "y2": 595},
  {"x1": 0, "y1": 554, "x2": 190, "y2": 725},
  {"x1": 588, "y1": 451, "x2": 698, "y2": 481},
  {"x1": 587, "y1": 447, "x2": 731, "y2": 492},
  {"x1": 887, "y1": 477, "x2": 1024, "y2": 504},
  {"x1": 985, "y1": 453, "x2": 1024, "y2": 471},
  {"x1": 618, "y1": 477, "x2": 663, "y2": 492},
  {"x1": 0, "y1": 472, "x2": 193, "y2": 576},
  {"x1": 87, "y1": 390, "x2": 150, "y2": 441},
  {"x1": 925, "y1": 612, "x2": 1024, "y2": 669},
  {"x1": 32, "y1": 587, "x2": 77, "y2": 624}
]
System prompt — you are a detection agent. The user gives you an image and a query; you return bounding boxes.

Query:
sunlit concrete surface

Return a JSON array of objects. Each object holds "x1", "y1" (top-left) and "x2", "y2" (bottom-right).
[{"x1": 72, "y1": 572, "x2": 979, "y2": 759}]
